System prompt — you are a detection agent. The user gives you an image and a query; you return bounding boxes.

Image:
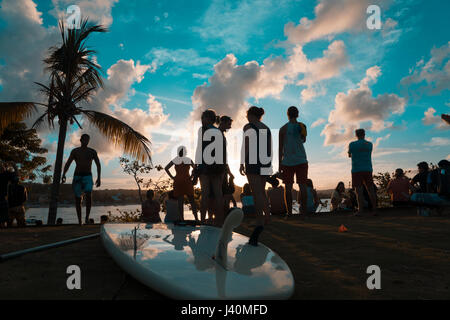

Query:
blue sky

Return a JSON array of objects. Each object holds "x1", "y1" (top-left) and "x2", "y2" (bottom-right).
[{"x1": 0, "y1": 0, "x2": 449, "y2": 189}]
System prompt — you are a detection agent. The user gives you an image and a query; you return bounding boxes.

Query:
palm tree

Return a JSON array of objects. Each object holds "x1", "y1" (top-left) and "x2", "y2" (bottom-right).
[{"x1": 0, "y1": 20, "x2": 152, "y2": 225}]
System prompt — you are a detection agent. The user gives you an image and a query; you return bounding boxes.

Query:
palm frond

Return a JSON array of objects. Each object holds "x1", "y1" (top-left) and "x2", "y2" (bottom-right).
[
  {"x1": 0, "y1": 102, "x2": 36, "y2": 133},
  {"x1": 81, "y1": 110, "x2": 152, "y2": 163}
]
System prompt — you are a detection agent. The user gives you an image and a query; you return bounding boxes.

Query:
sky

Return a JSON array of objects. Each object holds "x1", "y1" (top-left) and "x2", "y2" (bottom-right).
[{"x1": 0, "y1": 0, "x2": 449, "y2": 190}]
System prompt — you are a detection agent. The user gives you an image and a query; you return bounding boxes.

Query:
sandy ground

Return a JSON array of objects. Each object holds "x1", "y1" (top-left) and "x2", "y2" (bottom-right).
[{"x1": 1, "y1": 209, "x2": 449, "y2": 300}]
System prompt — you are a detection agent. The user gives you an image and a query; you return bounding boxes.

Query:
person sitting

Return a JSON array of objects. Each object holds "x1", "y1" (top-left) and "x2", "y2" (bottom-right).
[
  {"x1": 410, "y1": 160, "x2": 450, "y2": 209},
  {"x1": 305, "y1": 179, "x2": 320, "y2": 214},
  {"x1": 56, "y1": 218, "x2": 63, "y2": 225},
  {"x1": 331, "y1": 182, "x2": 352, "y2": 212},
  {"x1": 411, "y1": 162, "x2": 429, "y2": 193},
  {"x1": 240, "y1": 183, "x2": 256, "y2": 217},
  {"x1": 100, "y1": 215, "x2": 108, "y2": 224},
  {"x1": 7, "y1": 175, "x2": 27, "y2": 227},
  {"x1": 142, "y1": 190, "x2": 162, "y2": 223},
  {"x1": 387, "y1": 168, "x2": 414, "y2": 207},
  {"x1": 164, "y1": 190, "x2": 180, "y2": 223},
  {"x1": 267, "y1": 177, "x2": 287, "y2": 216}
]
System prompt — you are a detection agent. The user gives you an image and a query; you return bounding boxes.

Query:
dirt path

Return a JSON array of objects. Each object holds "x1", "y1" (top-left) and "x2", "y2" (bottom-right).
[{"x1": 0, "y1": 215, "x2": 449, "y2": 299}]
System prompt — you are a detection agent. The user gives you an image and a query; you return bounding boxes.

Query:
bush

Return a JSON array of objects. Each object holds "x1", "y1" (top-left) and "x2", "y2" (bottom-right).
[{"x1": 107, "y1": 208, "x2": 142, "y2": 222}]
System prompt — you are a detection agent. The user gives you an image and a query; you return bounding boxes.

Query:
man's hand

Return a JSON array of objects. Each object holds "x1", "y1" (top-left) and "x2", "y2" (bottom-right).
[
  {"x1": 61, "y1": 176, "x2": 66, "y2": 184},
  {"x1": 96, "y1": 178, "x2": 101, "y2": 188},
  {"x1": 239, "y1": 164, "x2": 246, "y2": 176}
]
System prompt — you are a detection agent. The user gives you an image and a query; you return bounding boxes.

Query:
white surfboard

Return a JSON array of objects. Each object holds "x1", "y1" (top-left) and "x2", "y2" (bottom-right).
[{"x1": 101, "y1": 209, "x2": 294, "y2": 300}]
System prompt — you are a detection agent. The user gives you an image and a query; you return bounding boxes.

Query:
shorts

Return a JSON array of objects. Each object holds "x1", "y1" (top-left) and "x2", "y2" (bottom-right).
[
  {"x1": 9, "y1": 205, "x2": 26, "y2": 226},
  {"x1": 281, "y1": 163, "x2": 308, "y2": 185},
  {"x1": 72, "y1": 175, "x2": 94, "y2": 198},
  {"x1": 352, "y1": 171, "x2": 373, "y2": 188}
]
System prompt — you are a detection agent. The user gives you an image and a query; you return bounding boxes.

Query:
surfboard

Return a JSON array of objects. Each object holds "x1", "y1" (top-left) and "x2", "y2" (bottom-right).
[{"x1": 101, "y1": 208, "x2": 294, "y2": 300}]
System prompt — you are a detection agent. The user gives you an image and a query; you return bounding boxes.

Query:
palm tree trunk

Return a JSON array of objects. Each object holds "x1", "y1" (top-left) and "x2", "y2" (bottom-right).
[{"x1": 48, "y1": 118, "x2": 68, "y2": 225}]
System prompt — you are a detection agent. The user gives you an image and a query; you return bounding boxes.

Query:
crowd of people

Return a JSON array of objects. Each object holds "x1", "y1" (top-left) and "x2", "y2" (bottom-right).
[{"x1": 1, "y1": 105, "x2": 449, "y2": 241}]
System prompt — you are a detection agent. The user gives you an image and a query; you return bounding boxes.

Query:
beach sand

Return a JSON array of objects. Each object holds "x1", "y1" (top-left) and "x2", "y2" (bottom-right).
[{"x1": 1, "y1": 210, "x2": 449, "y2": 300}]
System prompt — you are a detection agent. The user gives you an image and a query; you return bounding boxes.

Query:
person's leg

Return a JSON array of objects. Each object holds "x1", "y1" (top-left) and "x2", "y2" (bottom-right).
[
  {"x1": 85, "y1": 192, "x2": 92, "y2": 223},
  {"x1": 298, "y1": 183, "x2": 308, "y2": 215},
  {"x1": 187, "y1": 195, "x2": 198, "y2": 221},
  {"x1": 247, "y1": 174, "x2": 270, "y2": 226},
  {"x1": 364, "y1": 181, "x2": 377, "y2": 215},
  {"x1": 199, "y1": 174, "x2": 210, "y2": 223},
  {"x1": 210, "y1": 175, "x2": 225, "y2": 226},
  {"x1": 75, "y1": 196, "x2": 82, "y2": 225},
  {"x1": 284, "y1": 183, "x2": 293, "y2": 216},
  {"x1": 178, "y1": 196, "x2": 185, "y2": 221},
  {"x1": 296, "y1": 163, "x2": 309, "y2": 216},
  {"x1": 355, "y1": 186, "x2": 365, "y2": 215}
]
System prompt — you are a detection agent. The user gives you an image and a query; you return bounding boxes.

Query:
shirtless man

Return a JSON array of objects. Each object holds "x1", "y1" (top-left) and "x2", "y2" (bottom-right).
[{"x1": 62, "y1": 134, "x2": 101, "y2": 225}]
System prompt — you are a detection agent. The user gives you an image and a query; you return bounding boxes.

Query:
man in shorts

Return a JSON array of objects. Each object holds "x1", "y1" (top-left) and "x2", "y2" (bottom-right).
[
  {"x1": 348, "y1": 129, "x2": 377, "y2": 216},
  {"x1": 279, "y1": 106, "x2": 308, "y2": 216},
  {"x1": 62, "y1": 134, "x2": 101, "y2": 225}
]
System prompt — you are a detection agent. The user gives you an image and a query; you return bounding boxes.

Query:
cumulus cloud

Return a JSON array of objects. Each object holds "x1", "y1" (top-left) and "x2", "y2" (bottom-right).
[
  {"x1": 68, "y1": 59, "x2": 169, "y2": 164},
  {"x1": 311, "y1": 118, "x2": 327, "y2": 128},
  {"x1": 321, "y1": 66, "x2": 406, "y2": 146},
  {"x1": 422, "y1": 107, "x2": 450, "y2": 131},
  {"x1": 424, "y1": 137, "x2": 450, "y2": 147},
  {"x1": 401, "y1": 41, "x2": 450, "y2": 97},
  {"x1": 145, "y1": 48, "x2": 215, "y2": 74},
  {"x1": 191, "y1": 40, "x2": 349, "y2": 127},
  {"x1": 284, "y1": 0, "x2": 389, "y2": 45},
  {"x1": 50, "y1": 0, "x2": 119, "y2": 27}
]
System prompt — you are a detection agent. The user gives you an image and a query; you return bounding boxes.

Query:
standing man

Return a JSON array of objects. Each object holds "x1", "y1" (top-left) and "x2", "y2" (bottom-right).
[
  {"x1": 62, "y1": 134, "x2": 101, "y2": 225},
  {"x1": 279, "y1": 106, "x2": 308, "y2": 216},
  {"x1": 0, "y1": 162, "x2": 18, "y2": 228},
  {"x1": 348, "y1": 129, "x2": 377, "y2": 216}
]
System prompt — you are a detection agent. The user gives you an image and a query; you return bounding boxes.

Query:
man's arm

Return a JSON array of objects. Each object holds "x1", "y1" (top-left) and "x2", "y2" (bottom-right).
[
  {"x1": 348, "y1": 144, "x2": 352, "y2": 158},
  {"x1": 278, "y1": 126, "x2": 285, "y2": 172},
  {"x1": 165, "y1": 161, "x2": 175, "y2": 180},
  {"x1": 62, "y1": 150, "x2": 75, "y2": 183},
  {"x1": 93, "y1": 150, "x2": 101, "y2": 187}
]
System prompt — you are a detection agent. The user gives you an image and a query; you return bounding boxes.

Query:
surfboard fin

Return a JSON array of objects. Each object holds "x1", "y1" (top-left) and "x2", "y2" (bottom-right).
[{"x1": 214, "y1": 208, "x2": 244, "y2": 269}]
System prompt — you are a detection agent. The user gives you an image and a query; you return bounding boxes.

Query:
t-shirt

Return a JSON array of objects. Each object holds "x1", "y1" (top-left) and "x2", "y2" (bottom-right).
[
  {"x1": 281, "y1": 122, "x2": 308, "y2": 166},
  {"x1": 348, "y1": 139, "x2": 373, "y2": 173},
  {"x1": 387, "y1": 177, "x2": 410, "y2": 202},
  {"x1": 141, "y1": 199, "x2": 161, "y2": 223},
  {"x1": 241, "y1": 195, "x2": 255, "y2": 207},
  {"x1": 412, "y1": 171, "x2": 429, "y2": 193}
]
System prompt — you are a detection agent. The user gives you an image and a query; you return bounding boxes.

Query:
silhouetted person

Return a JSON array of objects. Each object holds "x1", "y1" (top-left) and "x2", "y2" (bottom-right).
[
  {"x1": 279, "y1": 106, "x2": 308, "y2": 216},
  {"x1": 0, "y1": 162, "x2": 17, "y2": 228},
  {"x1": 348, "y1": 129, "x2": 377, "y2": 216},
  {"x1": 165, "y1": 146, "x2": 198, "y2": 221},
  {"x1": 411, "y1": 162, "x2": 429, "y2": 193},
  {"x1": 7, "y1": 175, "x2": 27, "y2": 227},
  {"x1": 387, "y1": 168, "x2": 414, "y2": 207},
  {"x1": 56, "y1": 218, "x2": 63, "y2": 225},
  {"x1": 141, "y1": 190, "x2": 161, "y2": 223},
  {"x1": 62, "y1": 134, "x2": 101, "y2": 226},
  {"x1": 240, "y1": 106, "x2": 272, "y2": 246}
]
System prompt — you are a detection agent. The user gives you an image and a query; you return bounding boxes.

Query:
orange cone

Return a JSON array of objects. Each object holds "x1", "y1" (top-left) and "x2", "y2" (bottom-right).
[{"x1": 338, "y1": 224, "x2": 348, "y2": 232}]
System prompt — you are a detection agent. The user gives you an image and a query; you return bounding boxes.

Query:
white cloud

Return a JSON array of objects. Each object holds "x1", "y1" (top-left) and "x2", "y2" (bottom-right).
[
  {"x1": 68, "y1": 59, "x2": 169, "y2": 164},
  {"x1": 424, "y1": 137, "x2": 450, "y2": 147},
  {"x1": 401, "y1": 41, "x2": 450, "y2": 96},
  {"x1": 311, "y1": 118, "x2": 326, "y2": 128},
  {"x1": 422, "y1": 107, "x2": 450, "y2": 130},
  {"x1": 146, "y1": 48, "x2": 215, "y2": 74},
  {"x1": 284, "y1": 0, "x2": 390, "y2": 45},
  {"x1": 321, "y1": 66, "x2": 406, "y2": 146}
]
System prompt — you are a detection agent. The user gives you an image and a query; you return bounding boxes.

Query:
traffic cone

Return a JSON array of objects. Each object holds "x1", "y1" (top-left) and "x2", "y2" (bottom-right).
[{"x1": 338, "y1": 224, "x2": 348, "y2": 232}]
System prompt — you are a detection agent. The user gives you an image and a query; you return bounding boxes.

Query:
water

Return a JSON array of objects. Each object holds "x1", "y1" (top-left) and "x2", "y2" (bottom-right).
[{"x1": 25, "y1": 199, "x2": 331, "y2": 225}]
